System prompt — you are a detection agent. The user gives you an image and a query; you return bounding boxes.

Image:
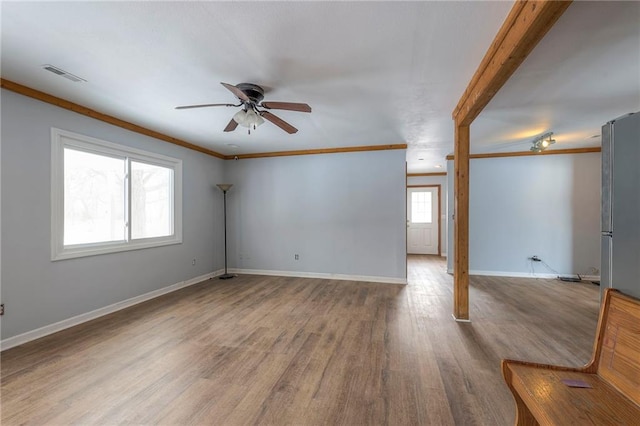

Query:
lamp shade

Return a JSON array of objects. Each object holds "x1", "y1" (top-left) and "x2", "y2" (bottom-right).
[{"x1": 216, "y1": 184, "x2": 233, "y2": 192}]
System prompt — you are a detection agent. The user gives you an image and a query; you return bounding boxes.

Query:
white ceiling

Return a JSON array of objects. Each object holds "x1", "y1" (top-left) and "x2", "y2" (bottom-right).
[{"x1": 2, "y1": 1, "x2": 639, "y2": 173}]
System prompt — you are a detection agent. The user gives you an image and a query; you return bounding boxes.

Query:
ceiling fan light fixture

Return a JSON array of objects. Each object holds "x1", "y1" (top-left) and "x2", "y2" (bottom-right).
[
  {"x1": 236, "y1": 109, "x2": 265, "y2": 132},
  {"x1": 233, "y1": 109, "x2": 248, "y2": 125},
  {"x1": 176, "y1": 82, "x2": 311, "y2": 135},
  {"x1": 243, "y1": 109, "x2": 258, "y2": 127}
]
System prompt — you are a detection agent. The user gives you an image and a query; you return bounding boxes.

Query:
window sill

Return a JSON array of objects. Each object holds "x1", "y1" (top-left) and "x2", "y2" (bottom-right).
[{"x1": 51, "y1": 237, "x2": 182, "y2": 261}]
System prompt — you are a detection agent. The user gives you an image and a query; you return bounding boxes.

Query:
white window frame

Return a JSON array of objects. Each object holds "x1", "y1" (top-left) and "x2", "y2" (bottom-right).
[{"x1": 51, "y1": 128, "x2": 182, "y2": 260}]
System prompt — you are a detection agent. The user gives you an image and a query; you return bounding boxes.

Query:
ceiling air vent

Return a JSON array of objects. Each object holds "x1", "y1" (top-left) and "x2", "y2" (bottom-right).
[{"x1": 42, "y1": 65, "x2": 86, "y2": 83}]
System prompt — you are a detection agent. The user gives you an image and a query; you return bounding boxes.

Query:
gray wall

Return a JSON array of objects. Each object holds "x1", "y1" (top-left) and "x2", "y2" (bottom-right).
[
  {"x1": 447, "y1": 153, "x2": 601, "y2": 276},
  {"x1": 224, "y1": 150, "x2": 407, "y2": 280},
  {"x1": 406, "y1": 174, "x2": 448, "y2": 257},
  {"x1": 447, "y1": 164, "x2": 455, "y2": 272},
  {"x1": 1, "y1": 89, "x2": 225, "y2": 339}
]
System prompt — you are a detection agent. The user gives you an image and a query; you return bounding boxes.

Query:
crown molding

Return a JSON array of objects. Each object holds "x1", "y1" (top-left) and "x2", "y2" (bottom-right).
[
  {"x1": 2, "y1": 79, "x2": 406, "y2": 161},
  {"x1": 224, "y1": 144, "x2": 407, "y2": 160},
  {"x1": 445, "y1": 147, "x2": 600, "y2": 160},
  {"x1": 1, "y1": 79, "x2": 226, "y2": 159},
  {"x1": 406, "y1": 172, "x2": 446, "y2": 177}
]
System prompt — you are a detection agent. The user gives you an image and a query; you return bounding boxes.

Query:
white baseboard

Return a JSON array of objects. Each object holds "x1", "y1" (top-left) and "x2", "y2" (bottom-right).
[
  {"x1": 445, "y1": 269, "x2": 595, "y2": 280},
  {"x1": 0, "y1": 270, "x2": 224, "y2": 352},
  {"x1": 469, "y1": 270, "x2": 558, "y2": 279},
  {"x1": 581, "y1": 275, "x2": 600, "y2": 282},
  {"x1": 228, "y1": 268, "x2": 407, "y2": 285},
  {"x1": 452, "y1": 314, "x2": 471, "y2": 323}
]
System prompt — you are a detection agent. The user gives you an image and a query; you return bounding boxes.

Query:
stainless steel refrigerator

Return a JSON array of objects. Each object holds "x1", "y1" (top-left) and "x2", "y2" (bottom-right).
[{"x1": 601, "y1": 111, "x2": 640, "y2": 299}]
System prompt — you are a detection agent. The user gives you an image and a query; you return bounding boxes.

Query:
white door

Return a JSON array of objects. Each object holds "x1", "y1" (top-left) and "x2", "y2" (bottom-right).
[{"x1": 407, "y1": 187, "x2": 438, "y2": 254}]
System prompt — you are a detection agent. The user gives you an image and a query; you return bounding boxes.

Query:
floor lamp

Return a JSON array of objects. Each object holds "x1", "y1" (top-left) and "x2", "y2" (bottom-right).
[{"x1": 216, "y1": 184, "x2": 234, "y2": 280}]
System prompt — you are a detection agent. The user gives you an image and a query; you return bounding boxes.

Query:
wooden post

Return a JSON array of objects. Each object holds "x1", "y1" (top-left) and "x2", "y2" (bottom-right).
[
  {"x1": 450, "y1": 0, "x2": 572, "y2": 320},
  {"x1": 454, "y1": 123, "x2": 470, "y2": 320}
]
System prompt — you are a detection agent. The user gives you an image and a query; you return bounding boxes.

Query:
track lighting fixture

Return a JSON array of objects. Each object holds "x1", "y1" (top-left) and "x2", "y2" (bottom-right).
[{"x1": 530, "y1": 132, "x2": 556, "y2": 152}]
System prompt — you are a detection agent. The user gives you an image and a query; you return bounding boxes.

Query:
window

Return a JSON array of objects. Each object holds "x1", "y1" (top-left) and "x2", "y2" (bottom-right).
[
  {"x1": 51, "y1": 128, "x2": 182, "y2": 260},
  {"x1": 411, "y1": 191, "x2": 432, "y2": 224}
]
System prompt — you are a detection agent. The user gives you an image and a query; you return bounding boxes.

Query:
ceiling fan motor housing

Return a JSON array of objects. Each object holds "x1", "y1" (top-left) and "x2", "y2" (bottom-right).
[{"x1": 236, "y1": 83, "x2": 265, "y2": 104}]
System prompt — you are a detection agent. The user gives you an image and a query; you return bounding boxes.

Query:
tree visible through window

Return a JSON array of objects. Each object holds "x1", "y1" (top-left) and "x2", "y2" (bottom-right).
[
  {"x1": 131, "y1": 161, "x2": 172, "y2": 239},
  {"x1": 52, "y1": 129, "x2": 182, "y2": 260},
  {"x1": 64, "y1": 148, "x2": 126, "y2": 245}
]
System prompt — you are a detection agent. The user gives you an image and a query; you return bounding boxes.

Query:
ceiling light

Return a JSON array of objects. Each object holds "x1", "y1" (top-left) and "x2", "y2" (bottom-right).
[
  {"x1": 232, "y1": 108, "x2": 264, "y2": 134},
  {"x1": 435, "y1": 164, "x2": 442, "y2": 168},
  {"x1": 226, "y1": 144, "x2": 239, "y2": 148},
  {"x1": 530, "y1": 132, "x2": 555, "y2": 153},
  {"x1": 233, "y1": 110, "x2": 248, "y2": 125}
]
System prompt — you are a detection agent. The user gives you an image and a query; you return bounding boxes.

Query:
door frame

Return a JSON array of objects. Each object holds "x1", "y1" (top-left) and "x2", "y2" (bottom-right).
[{"x1": 406, "y1": 184, "x2": 441, "y2": 256}]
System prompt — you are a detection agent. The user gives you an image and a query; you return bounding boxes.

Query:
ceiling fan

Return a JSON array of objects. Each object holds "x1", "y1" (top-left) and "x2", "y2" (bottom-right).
[{"x1": 175, "y1": 82, "x2": 312, "y2": 134}]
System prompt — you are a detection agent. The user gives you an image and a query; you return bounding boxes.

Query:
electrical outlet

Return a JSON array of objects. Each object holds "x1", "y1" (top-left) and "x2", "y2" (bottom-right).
[
  {"x1": 192, "y1": 259, "x2": 196, "y2": 266},
  {"x1": 294, "y1": 254, "x2": 299, "y2": 260},
  {"x1": 529, "y1": 255, "x2": 541, "y2": 262},
  {"x1": 0, "y1": 304, "x2": 4, "y2": 316}
]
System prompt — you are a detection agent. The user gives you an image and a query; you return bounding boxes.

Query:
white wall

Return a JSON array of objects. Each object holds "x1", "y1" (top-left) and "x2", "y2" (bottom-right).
[
  {"x1": 406, "y1": 174, "x2": 448, "y2": 257},
  {"x1": 1, "y1": 89, "x2": 225, "y2": 340},
  {"x1": 447, "y1": 153, "x2": 601, "y2": 277},
  {"x1": 224, "y1": 150, "x2": 407, "y2": 282}
]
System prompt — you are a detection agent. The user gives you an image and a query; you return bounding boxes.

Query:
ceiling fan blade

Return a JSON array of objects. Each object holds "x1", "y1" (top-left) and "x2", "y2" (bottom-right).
[
  {"x1": 261, "y1": 102, "x2": 312, "y2": 113},
  {"x1": 175, "y1": 103, "x2": 238, "y2": 110},
  {"x1": 221, "y1": 82, "x2": 250, "y2": 102},
  {"x1": 223, "y1": 118, "x2": 238, "y2": 132},
  {"x1": 261, "y1": 111, "x2": 298, "y2": 134}
]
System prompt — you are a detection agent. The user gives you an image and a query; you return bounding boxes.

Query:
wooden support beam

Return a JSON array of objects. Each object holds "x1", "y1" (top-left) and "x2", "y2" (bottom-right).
[
  {"x1": 450, "y1": 0, "x2": 572, "y2": 321},
  {"x1": 453, "y1": 0, "x2": 572, "y2": 126},
  {"x1": 453, "y1": 123, "x2": 470, "y2": 320}
]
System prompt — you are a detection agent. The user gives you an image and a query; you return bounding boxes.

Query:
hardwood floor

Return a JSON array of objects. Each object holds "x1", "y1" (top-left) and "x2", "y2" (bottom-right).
[{"x1": 1, "y1": 255, "x2": 600, "y2": 425}]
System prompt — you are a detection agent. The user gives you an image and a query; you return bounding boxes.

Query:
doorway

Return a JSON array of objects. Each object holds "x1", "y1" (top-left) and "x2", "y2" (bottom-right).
[{"x1": 407, "y1": 185, "x2": 440, "y2": 255}]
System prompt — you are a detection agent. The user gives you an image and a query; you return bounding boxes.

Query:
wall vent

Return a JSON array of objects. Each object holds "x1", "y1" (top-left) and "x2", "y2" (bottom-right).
[{"x1": 42, "y1": 65, "x2": 86, "y2": 83}]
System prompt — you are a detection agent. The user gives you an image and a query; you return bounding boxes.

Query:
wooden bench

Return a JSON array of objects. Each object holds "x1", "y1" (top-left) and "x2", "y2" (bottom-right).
[{"x1": 502, "y1": 288, "x2": 640, "y2": 425}]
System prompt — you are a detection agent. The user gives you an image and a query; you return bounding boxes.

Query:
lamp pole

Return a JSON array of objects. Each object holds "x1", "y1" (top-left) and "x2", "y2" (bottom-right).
[{"x1": 216, "y1": 184, "x2": 234, "y2": 279}]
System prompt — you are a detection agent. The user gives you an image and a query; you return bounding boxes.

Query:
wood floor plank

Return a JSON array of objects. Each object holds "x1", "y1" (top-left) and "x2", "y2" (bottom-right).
[{"x1": 0, "y1": 255, "x2": 599, "y2": 425}]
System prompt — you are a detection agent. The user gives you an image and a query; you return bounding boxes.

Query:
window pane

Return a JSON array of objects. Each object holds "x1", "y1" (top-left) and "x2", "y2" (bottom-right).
[
  {"x1": 64, "y1": 148, "x2": 126, "y2": 245},
  {"x1": 131, "y1": 161, "x2": 173, "y2": 239},
  {"x1": 411, "y1": 191, "x2": 432, "y2": 223}
]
